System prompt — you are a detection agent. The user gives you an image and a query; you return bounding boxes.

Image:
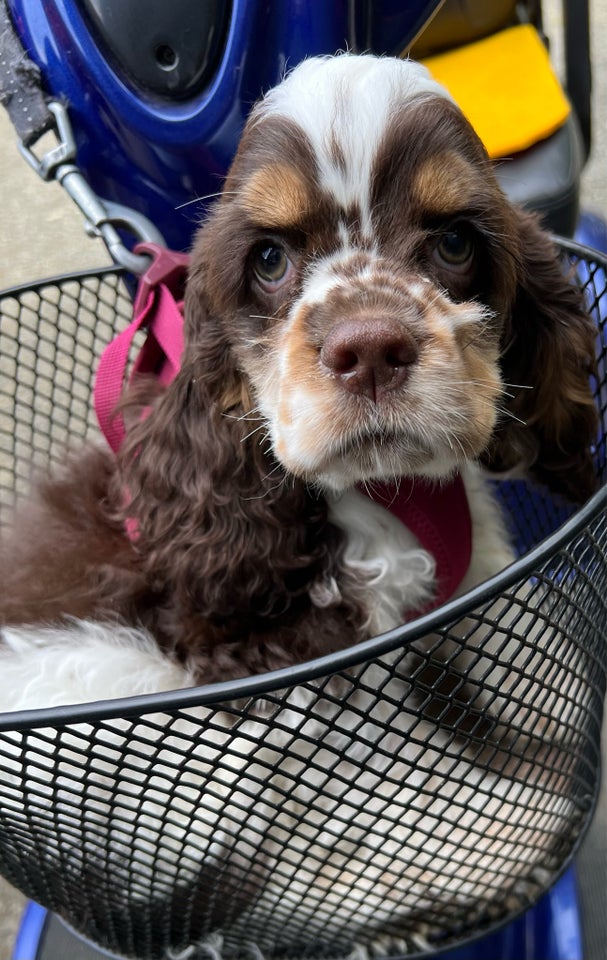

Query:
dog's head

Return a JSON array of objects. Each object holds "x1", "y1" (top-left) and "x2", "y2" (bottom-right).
[{"x1": 185, "y1": 53, "x2": 597, "y2": 500}]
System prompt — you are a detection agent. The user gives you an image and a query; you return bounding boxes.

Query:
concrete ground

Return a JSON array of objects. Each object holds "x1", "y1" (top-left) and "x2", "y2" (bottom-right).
[{"x1": 0, "y1": 1, "x2": 605, "y2": 958}]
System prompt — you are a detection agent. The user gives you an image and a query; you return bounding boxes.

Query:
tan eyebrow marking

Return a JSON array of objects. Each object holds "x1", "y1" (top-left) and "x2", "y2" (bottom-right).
[
  {"x1": 413, "y1": 151, "x2": 476, "y2": 214},
  {"x1": 240, "y1": 163, "x2": 312, "y2": 228}
]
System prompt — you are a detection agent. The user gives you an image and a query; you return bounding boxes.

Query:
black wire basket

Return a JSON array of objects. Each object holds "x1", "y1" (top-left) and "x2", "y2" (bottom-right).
[{"x1": 0, "y1": 239, "x2": 606, "y2": 960}]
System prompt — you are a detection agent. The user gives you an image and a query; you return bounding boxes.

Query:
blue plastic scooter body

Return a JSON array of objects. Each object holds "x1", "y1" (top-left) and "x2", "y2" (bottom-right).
[{"x1": 6, "y1": 0, "x2": 442, "y2": 252}]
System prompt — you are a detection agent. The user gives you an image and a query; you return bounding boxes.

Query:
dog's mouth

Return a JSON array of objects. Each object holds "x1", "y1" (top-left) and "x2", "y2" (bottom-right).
[
  {"x1": 265, "y1": 367, "x2": 498, "y2": 490},
  {"x1": 337, "y1": 426, "x2": 428, "y2": 463},
  {"x1": 296, "y1": 425, "x2": 445, "y2": 490}
]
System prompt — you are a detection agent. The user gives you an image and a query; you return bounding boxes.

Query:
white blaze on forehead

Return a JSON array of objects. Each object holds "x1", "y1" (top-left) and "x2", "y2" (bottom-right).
[{"x1": 253, "y1": 54, "x2": 454, "y2": 235}]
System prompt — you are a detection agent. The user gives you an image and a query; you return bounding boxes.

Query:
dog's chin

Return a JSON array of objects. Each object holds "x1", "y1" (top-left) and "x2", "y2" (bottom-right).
[{"x1": 277, "y1": 434, "x2": 462, "y2": 493}]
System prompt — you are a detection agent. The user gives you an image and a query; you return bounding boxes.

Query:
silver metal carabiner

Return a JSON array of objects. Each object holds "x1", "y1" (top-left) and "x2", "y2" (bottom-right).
[
  {"x1": 18, "y1": 101, "x2": 77, "y2": 180},
  {"x1": 18, "y1": 101, "x2": 166, "y2": 274}
]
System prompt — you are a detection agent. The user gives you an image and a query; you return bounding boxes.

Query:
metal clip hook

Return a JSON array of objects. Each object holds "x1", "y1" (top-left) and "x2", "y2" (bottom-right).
[
  {"x1": 18, "y1": 101, "x2": 76, "y2": 180},
  {"x1": 17, "y1": 101, "x2": 167, "y2": 273}
]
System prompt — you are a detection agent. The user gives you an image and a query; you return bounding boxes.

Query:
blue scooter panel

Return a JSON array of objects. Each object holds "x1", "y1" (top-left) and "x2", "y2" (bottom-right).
[{"x1": 7, "y1": 0, "x2": 443, "y2": 251}]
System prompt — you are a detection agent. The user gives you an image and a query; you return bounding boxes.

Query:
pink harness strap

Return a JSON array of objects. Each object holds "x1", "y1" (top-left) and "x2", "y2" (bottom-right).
[
  {"x1": 94, "y1": 243, "x2": 188, "y2": 453},
  {"x1": 94, "y1": 245, "x2": 473, "y2": 608},
  {"x1": 364, "y1": 476, "x2": 472, "y2": 610}
]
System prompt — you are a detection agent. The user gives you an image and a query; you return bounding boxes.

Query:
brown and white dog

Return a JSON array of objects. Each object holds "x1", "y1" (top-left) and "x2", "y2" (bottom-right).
[{"x1": 0, "y1": 54, "x2": 598, "y2": 953}]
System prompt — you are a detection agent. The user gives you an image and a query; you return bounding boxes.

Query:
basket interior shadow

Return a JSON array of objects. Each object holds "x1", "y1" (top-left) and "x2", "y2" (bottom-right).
[{"x1": 0, "y1": 239, "x2": 605, "y2": 960}]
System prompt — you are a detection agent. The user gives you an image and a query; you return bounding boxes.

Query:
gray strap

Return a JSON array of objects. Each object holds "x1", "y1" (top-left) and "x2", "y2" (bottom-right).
[{"x1": 0, "y1": 0, "x2": 53, "y2": 145}]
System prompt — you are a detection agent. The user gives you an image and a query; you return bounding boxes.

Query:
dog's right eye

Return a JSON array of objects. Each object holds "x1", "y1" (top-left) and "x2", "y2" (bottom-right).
[
  {"x1": 252, "y1": 244, "x2": 293, "y2": 290},
  {"x1": 433, "y1": 223, "x2": 476, "y2": 270}
]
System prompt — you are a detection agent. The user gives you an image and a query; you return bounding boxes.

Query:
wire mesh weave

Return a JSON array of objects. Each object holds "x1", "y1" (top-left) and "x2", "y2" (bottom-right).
[{"x1": 0, "y1": 244, "x2": 606, "y2": 960}]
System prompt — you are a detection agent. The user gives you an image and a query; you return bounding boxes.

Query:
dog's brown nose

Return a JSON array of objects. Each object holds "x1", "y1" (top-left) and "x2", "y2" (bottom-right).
[{"x1": 321, "y1": 318, "x2": 418, "y2": 401}]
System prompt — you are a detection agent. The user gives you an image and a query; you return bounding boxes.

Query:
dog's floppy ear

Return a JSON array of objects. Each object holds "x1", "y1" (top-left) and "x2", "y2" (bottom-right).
[
  {"x1": 118, "y1": 267, "x2": 356, "y2": 674},
  {"x1": 119, "y1": 289, "x2": 291, "y2": 620},
  {"x1": 483, "y1": 210, "x2": 598, "y2": 503}
]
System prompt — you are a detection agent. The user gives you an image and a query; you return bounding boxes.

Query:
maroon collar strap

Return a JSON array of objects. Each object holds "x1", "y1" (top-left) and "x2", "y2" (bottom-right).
[{"x1": 362, "y1": 474, "x2": 473, "y2": 612}]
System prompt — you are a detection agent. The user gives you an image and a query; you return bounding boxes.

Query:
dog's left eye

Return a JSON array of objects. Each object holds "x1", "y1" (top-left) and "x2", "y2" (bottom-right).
[
  {"x1": 434, "y1": 224, "x2": 476, "y2": 269},
  {"x1": 252, "y1": 244, "x2": 293, "y2": 289}
]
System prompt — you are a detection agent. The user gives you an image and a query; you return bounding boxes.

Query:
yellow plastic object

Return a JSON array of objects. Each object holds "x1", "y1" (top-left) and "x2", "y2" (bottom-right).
[{"x1": 420, "y1": 23, "x2": 571, "y2": 158}]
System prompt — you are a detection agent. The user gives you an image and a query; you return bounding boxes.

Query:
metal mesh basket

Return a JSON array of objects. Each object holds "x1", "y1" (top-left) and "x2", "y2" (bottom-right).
[{"x1": 0, "y1": 242, "x2": 606, "y2": 960}]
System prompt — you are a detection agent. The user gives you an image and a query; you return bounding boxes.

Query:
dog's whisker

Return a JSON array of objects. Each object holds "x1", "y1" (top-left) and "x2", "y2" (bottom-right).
[
  {"x1": 262, "y1": 460, "x2": 285, "y2": 481},
  {"x1": 240, "y1": 478, "x2": 286, "y2": 501},
  {"x1": 451, "y1": 432, "x2": 469, "y2": 459},
  {"x1": 174, "y1": 190, "x2": 240, "y2": 210},
  {"x1": 222, "y1": 412, "x2": 265, "y2": 423},
  {"x1": 249, "y1": 314, "x2": 281, "y2": 324},
  {"x1": 448, "y1": 378, "x2": 509, "y2": 396},
  {"x1": 383, "y1": 482, "x2": 402, "y2": 509},
  {"x1": 241, "y1": 424, "x2": 268, "y2": 443},
  {"x1": 222, "y1": 406, "x2": 265, "y2": 424},
  {"x1": 496, "y1": 407, "x2": 528, "y2": 427}
]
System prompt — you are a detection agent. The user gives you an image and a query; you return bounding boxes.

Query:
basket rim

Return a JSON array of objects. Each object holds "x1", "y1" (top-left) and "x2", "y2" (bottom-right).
[
  {"x1": 0, "y1": 263, "x2": 125, "y2": 301},
  {"x1": 0, "y1": 236, "x2": 606, "y2": 729}
]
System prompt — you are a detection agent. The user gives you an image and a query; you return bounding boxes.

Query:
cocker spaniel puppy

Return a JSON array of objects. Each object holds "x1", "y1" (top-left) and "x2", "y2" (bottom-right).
[
  {"x1": 0, "y1": 53, "x2": 599, "y2": 955},
  {"x1": 0, "y1": 55, "x2": 597, "y2": 686}
]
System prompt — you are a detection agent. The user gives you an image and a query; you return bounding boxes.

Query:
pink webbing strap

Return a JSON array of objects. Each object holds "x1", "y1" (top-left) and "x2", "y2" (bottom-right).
[
  {"x1": 94, "y1": 243, "x2": 190, "y2": 453},
  {"x1": 363, "y1": 474, "x2": 472, "y2": 611}
]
